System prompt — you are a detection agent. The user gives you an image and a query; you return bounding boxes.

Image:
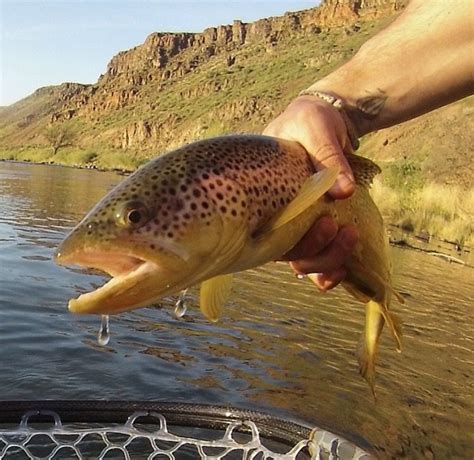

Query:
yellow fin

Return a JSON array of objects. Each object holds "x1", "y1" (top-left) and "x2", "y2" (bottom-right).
[
  {"x1": 387, "y1": 310, "x2": 403, "y2": 352},
  {"x1": 344, "y1": 258, "x2": 403, "y2": 351},
  {"x1": 255, "y1": 166, "x2": 339, "y2": 238},
  {"x1": 199, "y1": 274, "x2": 234, "y2": 322},
  {"x1": 378, "y1": 307, "x2": 403, "y2": 353},
  {"x1": 358, "y1": 300, "x2": 385, "y2": 398},
  {"x1": 346, "y1": 154, "x2": 381, "y2": 188}
]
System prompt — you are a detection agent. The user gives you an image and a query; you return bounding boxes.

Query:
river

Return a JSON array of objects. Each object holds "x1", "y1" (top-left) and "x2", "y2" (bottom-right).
[{"x1": 0, "y1": 161, "x2": 472, "y2": 458}]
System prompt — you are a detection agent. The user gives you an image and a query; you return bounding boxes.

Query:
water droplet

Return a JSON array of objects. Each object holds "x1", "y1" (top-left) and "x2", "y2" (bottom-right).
[
  {"x1": 97, "y1": 315, "x2": 110, "y2": 346},
  {"x1": 173, "y1": 289, "x2": 188, "y2": 319},
  {"x1": 296, "y1": 274, "x2": 305, "y2": 280}
]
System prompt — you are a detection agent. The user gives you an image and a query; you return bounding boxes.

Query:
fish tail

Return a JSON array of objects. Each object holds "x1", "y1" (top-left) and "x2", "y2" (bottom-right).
[{"x1": 358, "y1": 300, "x2": 385, "y2": 398}]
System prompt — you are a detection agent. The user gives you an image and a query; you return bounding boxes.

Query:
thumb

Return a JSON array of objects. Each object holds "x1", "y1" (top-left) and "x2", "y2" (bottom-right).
[{"x1": 303, "y1": 129, "x2": 355, "y2": 199}]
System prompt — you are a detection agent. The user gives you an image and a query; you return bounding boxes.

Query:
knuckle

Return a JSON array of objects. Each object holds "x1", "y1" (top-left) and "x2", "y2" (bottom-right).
[{"x1": 313, "y1": 141, "x2": 342, "y2": 164}]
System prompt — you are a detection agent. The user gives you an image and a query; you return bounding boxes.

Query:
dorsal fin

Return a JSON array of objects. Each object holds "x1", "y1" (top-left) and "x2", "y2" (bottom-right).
[{"x1": 347, "y1": 154, "x2": 381, "y2": 188}]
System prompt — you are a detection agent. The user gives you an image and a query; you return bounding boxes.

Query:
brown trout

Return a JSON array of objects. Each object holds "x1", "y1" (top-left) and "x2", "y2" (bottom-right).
[{"x1": 55, "y1": 134, "x2": 403, "y2": 393}]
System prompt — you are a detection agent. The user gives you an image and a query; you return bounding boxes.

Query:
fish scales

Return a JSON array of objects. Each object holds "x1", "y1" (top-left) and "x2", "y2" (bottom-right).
[{"x1": 56, "y1": 134, "x2": 403, "y2": 394}]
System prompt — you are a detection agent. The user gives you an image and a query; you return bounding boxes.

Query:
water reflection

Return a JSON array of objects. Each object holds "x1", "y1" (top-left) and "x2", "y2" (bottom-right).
[{"x1": 0, "y1": 161, "x2": 473, "y2": 458}]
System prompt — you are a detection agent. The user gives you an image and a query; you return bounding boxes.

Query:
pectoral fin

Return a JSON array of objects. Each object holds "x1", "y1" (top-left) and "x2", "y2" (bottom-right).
[
  {"x1": 200, "y1": 274, "x2": 234, "y2": 322},
  {"x1": 255, "y1": 166, "x2": 339, "y2": 238}
]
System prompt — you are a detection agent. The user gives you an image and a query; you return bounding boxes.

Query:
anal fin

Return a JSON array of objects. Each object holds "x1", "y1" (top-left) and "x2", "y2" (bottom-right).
[{"x1": 200, "y1": 274, "x2": 234, "y2": 322}]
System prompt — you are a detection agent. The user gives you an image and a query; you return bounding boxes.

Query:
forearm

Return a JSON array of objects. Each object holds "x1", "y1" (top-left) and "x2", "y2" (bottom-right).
[{"x1": 305, "y1": 0, "x2": 474, "y2": 136}]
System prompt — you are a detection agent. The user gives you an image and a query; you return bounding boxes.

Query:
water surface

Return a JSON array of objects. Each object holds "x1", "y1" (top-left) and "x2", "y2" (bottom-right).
[{"x1": 0, "y1": 161, "x2": 473, "y2": 458}]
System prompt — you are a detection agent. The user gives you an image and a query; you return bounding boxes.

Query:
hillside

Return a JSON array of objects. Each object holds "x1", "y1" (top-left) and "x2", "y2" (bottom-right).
[
  {"x1": 0, "y1": 0, "x2": 472, "y2": 244},
  {"x1": 1, "y1": 0, "x2": 410, "y2": 168}
]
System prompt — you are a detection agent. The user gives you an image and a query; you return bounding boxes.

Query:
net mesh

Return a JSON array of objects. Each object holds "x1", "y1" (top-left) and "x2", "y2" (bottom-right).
[{"x1": 0, "y1": 403, "x2": 372, "y2": 460}]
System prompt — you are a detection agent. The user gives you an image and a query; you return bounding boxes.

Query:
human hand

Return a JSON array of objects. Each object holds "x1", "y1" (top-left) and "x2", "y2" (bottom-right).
[{"x1": 263, "y1": 95, "x2": 359, "y2": 290}]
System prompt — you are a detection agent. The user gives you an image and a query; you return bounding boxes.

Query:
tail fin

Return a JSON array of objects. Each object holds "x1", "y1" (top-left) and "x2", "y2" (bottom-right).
[
  {"x1": 358, "y1": 300, "x2": 385, "y2": 398},
  {"x1": 358, "y1": 339, "x2": 377, "y2": 399}
]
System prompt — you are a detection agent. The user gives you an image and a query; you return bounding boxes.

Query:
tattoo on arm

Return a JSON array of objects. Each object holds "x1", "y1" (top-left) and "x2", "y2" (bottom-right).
[{"x1": 356, "y1": 91, "x2": 387, "y2": 119}]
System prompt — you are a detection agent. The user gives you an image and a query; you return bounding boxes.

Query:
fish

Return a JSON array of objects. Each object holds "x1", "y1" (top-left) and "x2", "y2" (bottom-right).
[{"x1": 55, "y1": 134, "x2": 403, "y2": 393}]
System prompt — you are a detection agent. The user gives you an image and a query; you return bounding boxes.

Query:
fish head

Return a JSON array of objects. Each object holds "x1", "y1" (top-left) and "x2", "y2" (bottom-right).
[{"x1": 55, "y1": 154, "x2": 227, "y2": 315}]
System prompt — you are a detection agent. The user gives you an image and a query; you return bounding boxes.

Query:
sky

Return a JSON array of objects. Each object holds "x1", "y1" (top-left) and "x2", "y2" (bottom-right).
[{"x1": 0, "y1": 0, "x2": 319, "y2": 106}]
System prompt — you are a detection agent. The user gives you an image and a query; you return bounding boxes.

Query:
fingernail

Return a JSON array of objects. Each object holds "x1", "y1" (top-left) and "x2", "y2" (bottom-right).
[
  {"x1": 289, "y1": 261, "x2": 305, "y2": 277},
  {"x1": 307, "y1": 273, "x2": 328, "y2": 292},
  {"x1": 338, "y1": 172, "x2": 355, "y2": 192},
  {"x1": 331, "y1": 173, "x2": 354, "y2": 198}
]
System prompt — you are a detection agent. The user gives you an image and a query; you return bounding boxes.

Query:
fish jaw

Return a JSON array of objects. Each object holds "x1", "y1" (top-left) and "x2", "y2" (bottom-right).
[
  {"x1": 55, "y1": 245, "x2": 191, "y2": 315},
  {"x1": 70, "y1": 260, "x2": 160, "y2": 314},
  {"x1": 55, "y1": 248, "x2": 146, "y2": 278}
]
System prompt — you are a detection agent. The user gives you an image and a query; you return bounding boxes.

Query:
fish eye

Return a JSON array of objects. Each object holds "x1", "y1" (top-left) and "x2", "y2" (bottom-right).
[
  {"x1": 116, "y1": 200, "x2": 150, "y2": 228},
  {"x1": 127, "y1": 209, "x2": 142, "y2": 224}
]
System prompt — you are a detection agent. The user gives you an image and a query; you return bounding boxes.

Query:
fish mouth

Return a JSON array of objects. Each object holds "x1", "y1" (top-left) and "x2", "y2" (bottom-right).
[
  {"x1": 55, "y1": 249, "x2": 162, "y2": 315},
  {"x1": 55, "y1": 250, "x2": 146, "y2": 277}
]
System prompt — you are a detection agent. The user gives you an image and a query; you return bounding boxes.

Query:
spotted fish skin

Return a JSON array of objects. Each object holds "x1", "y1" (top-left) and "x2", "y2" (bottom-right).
[
  {"x1": 56, "y1": 134, "x2": 323, "y2": 315},
  {"x1": 66, "y1": 135, "x2": 313, "y2": 248},
  {"x1": 56, "y1": 134, "x2": 403, "y2": 394}
]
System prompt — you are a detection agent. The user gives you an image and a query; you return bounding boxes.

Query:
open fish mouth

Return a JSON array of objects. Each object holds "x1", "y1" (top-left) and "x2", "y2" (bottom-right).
[
  {"x1": 55, "y1": 250, "x2": 160, "y2": 315},
  {"x1": 55, "y1": 250, "x2": 147, "y2": 277}
]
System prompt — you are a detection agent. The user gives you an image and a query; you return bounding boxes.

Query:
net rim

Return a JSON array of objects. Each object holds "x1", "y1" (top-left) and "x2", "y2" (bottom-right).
[
  {"x1": 0, "y1": 400, "x2": 310, "y2": 443},
  {"x1": 0, "y1": 400, "x2": 373, "y2": 458}
]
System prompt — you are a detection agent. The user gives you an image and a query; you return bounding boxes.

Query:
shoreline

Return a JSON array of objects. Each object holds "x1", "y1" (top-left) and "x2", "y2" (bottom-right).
[{"x1": 0, "y1": 158, "x2": 132, "y2": 175}]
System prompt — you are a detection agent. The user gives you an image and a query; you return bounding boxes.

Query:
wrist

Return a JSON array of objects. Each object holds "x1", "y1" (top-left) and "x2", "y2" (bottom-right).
[
  {"x1": 300, "y1": 85, "x2": 385, "y2": 137},
  {"x1": 298, "y1": 89, "x2": 363, "y2": 148}
]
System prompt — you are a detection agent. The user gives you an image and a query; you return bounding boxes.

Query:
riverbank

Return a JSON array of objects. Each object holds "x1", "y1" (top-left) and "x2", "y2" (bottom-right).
[{"x1": 0, "y1": 146, "x2": 144, "y2": 172}]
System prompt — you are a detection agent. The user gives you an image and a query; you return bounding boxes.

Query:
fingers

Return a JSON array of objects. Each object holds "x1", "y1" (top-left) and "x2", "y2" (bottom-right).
[
  {"x1": 307, "y1": 269, "x2": 347, "y2": 292},
  {"x1": 282, "y1": 216, "x2": 337, "y2": 261},
  {"x1": 264, "y1": 96, "x2": 355, "y2": 199},
  {"x1": 264, "y1": 96, "x2": 360, "y2": 292},
  {"x1": 292, "y1": 105, "x2": 355, "y2": 199},
  {"x1": 289, "y1": 225, "x2": 359, "y2": 275},
  {"x1": 304, "y1": 129, "x2": 355, "y2": 199}
]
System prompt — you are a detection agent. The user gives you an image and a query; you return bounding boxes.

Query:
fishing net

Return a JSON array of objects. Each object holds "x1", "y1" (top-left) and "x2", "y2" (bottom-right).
[{"x1": 0, "y1": 401, "x2": 372, "y2": 460}]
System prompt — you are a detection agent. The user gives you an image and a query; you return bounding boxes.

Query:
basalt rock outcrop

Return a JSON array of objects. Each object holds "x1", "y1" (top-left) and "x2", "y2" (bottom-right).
[{"x1": 1, "y1": 0, "x2": 408, "y2": 155}]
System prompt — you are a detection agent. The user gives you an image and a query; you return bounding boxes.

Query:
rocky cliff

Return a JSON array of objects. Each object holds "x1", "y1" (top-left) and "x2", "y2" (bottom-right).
[
  {"x1": 31, "y1": 0, "x2": 404, "y2": 154},
  {"x1": 6, "y1": 0, "x2": 471, "y2": 187}
]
